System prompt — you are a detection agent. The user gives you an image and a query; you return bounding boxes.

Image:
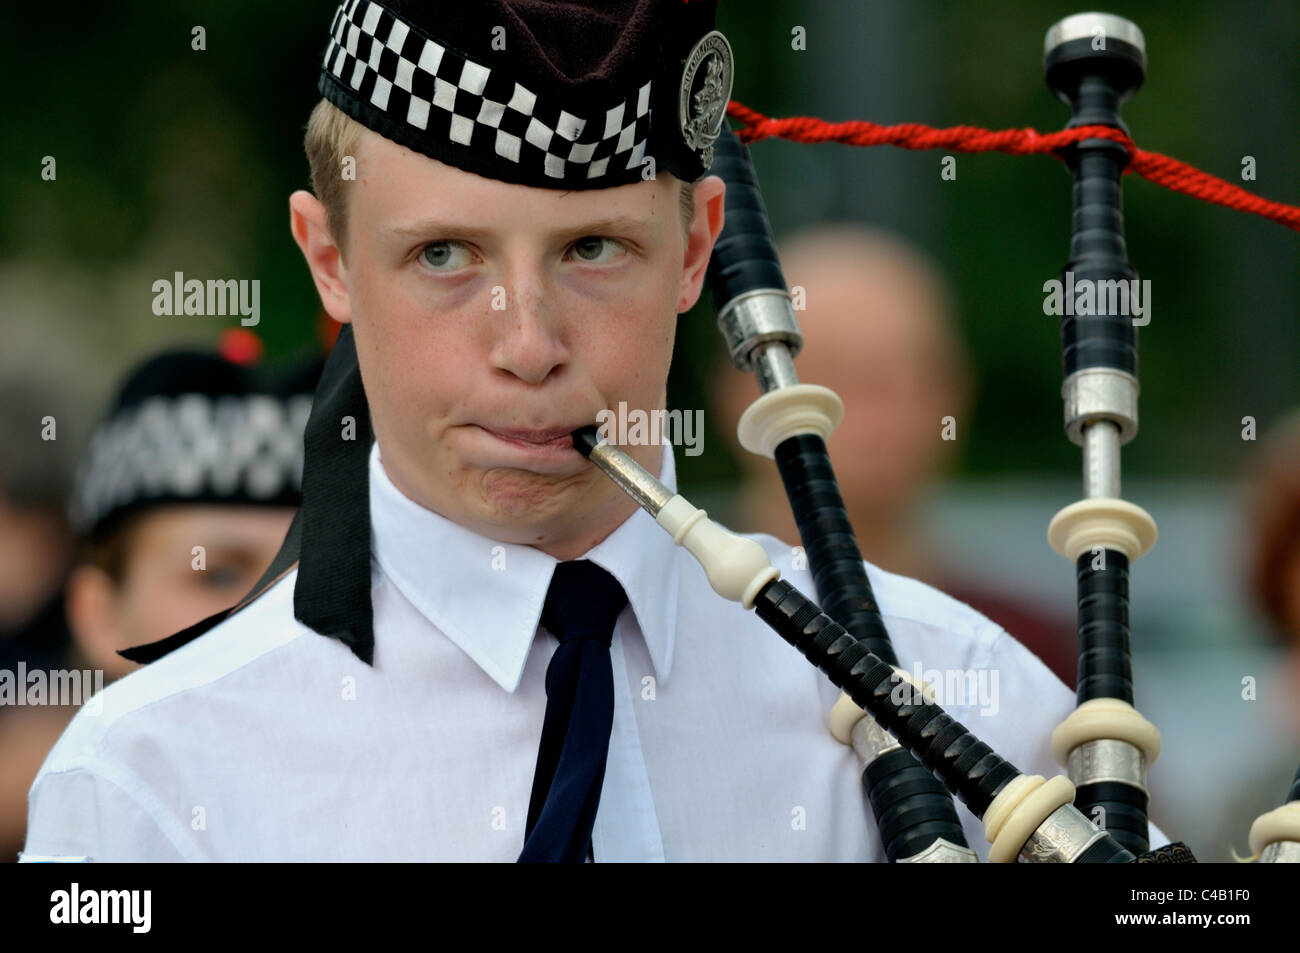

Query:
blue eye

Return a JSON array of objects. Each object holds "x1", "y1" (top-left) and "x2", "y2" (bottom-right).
[
  {"x1": 421, "y1": 241, "x2": 474, "y2": 270},
  {"x1": 569, "y1": 237, "x2": 625, "y2": 264}
]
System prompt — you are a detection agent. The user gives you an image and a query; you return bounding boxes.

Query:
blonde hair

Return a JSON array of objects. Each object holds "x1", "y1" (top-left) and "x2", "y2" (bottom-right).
[
  {"x1": 304, "y1": 98, "x2": 696, "y2": 250},
  {"x1": 304, "y1": 99, "x2": 367, "y2": 246}
]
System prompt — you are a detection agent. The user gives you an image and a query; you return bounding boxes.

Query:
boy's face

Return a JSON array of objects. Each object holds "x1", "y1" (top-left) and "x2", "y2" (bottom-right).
[{"x1": 292, "y1": 129, "x2": 724, "y2": 559}]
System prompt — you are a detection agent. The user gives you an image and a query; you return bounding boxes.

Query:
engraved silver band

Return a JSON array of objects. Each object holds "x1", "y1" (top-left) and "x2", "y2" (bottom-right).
[
  {"x1": 715, "y1": 289, "x2": 804, "y2": 374},
  {"x1": 1259, "y1": 840, "x2": 1300, "y2": 864},
  {"x1": 1067, "y1": 738, "x2": 1148, "y2": 792},
  {"x1": 850, "y1": 712, "x2": 903, "y2": 765},
  {"x1": 898, "y1": 837, "x2": 979, "y2": 864},
  {"x1": 1019, "y1": 803, "x2": 1109, "y2": 863}
]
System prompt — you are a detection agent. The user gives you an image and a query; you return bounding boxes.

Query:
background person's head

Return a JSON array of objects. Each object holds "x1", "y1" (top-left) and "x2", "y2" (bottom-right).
[
  {"x1": 1248, "y1": 409, "x2": 1300, "y2": 649},
  {"x1": 714, "y1": 224, "x2": 971, "y2": 525},
  {"x1": 64, "y1": 347, "x2": 317, "y2": 682},
  {"x1": 288, "y1": 0, "x2": 731, "y2": 560},
  {"x1": 68, "y1": 506, "x2": 297, "y2": 682}
]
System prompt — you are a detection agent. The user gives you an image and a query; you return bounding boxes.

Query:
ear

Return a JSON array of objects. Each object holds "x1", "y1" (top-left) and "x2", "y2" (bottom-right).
[
  {"x1": 64, "y1": 565, "x2": 134, "y2": 679},
  {"x1": 676, "y1": 175, "x2": 726, "y2": 314},
  {"x1": 289, "y1": 190, "x2": 352, "y2": 324}
]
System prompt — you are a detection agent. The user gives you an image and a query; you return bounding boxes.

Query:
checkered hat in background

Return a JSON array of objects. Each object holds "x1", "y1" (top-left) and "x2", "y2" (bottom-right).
[
  {"x1": 72, "y1": 346, "x2": 324, "y2": 542},
  {"x1": 318, "y1": 0, "x2": 733, "y2": 189}
]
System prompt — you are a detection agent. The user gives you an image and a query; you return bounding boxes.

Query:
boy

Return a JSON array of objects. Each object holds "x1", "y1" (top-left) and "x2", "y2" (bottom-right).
[{"x1": 24, "y1": 0, "x2": 1166, "y2": 861}]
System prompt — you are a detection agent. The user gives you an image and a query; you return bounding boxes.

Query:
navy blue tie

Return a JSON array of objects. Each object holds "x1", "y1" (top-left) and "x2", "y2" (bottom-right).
[{"x1": 518, "y1": 560, "x2": 628, "y2": 863}]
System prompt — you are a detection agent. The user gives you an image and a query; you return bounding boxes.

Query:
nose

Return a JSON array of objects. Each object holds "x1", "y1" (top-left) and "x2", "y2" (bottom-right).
[{"x1": 489, "y1": 265, "x2": 568, "y2": 386}]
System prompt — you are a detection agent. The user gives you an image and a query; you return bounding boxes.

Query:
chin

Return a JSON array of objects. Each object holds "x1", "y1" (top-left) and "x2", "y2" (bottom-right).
[{"x1": 475, "y1": 465, "x2": 594, "y2": 519}]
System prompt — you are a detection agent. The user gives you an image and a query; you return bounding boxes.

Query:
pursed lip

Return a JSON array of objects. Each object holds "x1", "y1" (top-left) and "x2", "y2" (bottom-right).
[{"x1": 477, "y1": 425, "x2": 580, "y2": 445}]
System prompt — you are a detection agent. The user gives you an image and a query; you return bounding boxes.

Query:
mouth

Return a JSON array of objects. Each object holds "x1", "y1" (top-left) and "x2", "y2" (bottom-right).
[
  {"x1": 476, "y1": 425, "x2": 585, "y2": 451},
  {"x1": 464, "y1": 422, "x2": 604, "y2": 473}
]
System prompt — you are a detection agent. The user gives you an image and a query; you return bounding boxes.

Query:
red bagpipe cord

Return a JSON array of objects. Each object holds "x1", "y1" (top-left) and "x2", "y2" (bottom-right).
[{"x1": 726, "y1": 100, "x2": 1300, "y2": 232}]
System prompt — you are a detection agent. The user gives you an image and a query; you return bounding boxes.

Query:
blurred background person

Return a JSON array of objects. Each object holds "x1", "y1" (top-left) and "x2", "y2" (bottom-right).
[
  {"x1": 1246, "y1": 409, "x2": 1300, "y2": 738},
  {"x1": 0, "y1": 377, "x2": 79, "y2": 863},
  {"x1": 0, "y1": 335, "x2": 320, "y2": 861},
  {"x1": 0, "y1": 378, "x2": 77, "y2": 674},
  {"x1": 1208, "y1": 409, "x2": 1300, "y2": 859},
  {"x1": 63, "y1": 339, "x2": 318, "y2": 682},
  {"x1": 711, "y1": 223, "x2": 1077, "y2": 685}
]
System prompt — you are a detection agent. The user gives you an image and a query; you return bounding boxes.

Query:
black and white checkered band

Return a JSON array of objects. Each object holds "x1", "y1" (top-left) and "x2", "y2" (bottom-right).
[
  {"x1": 74, "y1": 394, "x2": 312, "y2": 535},
  {"x1": 320, "y1": 0, "x2": 655, "y2": 187}
]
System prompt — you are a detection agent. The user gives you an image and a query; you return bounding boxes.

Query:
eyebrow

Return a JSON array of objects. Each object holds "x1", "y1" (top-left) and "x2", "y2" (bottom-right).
[{"x1": 381, "y1": 215, "x2": 655, "y2": 241}]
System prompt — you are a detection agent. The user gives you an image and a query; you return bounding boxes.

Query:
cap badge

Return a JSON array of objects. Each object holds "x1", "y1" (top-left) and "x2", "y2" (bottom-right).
[{"x1": 678, "y1": 30, "x2": 734, "y2": 168}]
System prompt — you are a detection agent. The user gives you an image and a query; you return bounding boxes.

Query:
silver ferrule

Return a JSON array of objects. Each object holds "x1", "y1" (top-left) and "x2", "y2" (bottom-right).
[
  {"x1": 1259, "y1": 841, "x2": 1300, "y2": 864},
  {"x1": 751, "y1": 341, "x2": 801, "y2": 393},
  {"x1": 1018, "y1": 803, "x2": 1110, "y2": 863},
  {"x1": 1066, "y1": 739, "x2": 1148, "y2": 793},
  {"x1": 850, "y1": 712, "x2": 902, "y2": 765},
  {"x1": 1062, "y1": 367, "x2": 1140, "y2": 445},
  {"x1": 1082, "y1": 420, "x2": 1122, "y2": 498},
  {"x1": 897, "y1": 838, "x2": 979, "y2": 864},
  {"x1": 586, "y1": 439, "x2": 674, "y2": 515},
  {"x1": 716, "y1": 289, "x2": 804, "y2": 373},
  {"x1": 1045, "y1": 13, "x2": 1147, "y2": 61}
]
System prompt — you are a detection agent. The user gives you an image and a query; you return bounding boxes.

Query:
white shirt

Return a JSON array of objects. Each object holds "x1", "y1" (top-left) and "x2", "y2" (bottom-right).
[{"x1": 23, "y1": 442, "x2": 1168, "y2": 861}]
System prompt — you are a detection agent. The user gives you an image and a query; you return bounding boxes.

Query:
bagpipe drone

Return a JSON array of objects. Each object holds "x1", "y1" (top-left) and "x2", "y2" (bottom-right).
[{"x1": 574, "y1": 11, "x2": 1300, "y2": 863}]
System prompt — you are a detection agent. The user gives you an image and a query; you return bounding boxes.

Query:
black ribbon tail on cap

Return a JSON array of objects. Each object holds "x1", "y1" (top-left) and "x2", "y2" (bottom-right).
[
  {"x1": 116, "y1": 608, "x2": 235, "y2": 665},
  {"x1": 119, "y1": 324, "x2": 377, "y2": 666},
  {"x1": 292, "y1": 322, "x2": 375, "y2": 664}
]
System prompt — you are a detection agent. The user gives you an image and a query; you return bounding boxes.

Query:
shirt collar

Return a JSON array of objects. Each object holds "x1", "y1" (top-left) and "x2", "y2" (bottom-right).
[{"x1": 369, "y1": 441, "x2": 680, "y2": 693}]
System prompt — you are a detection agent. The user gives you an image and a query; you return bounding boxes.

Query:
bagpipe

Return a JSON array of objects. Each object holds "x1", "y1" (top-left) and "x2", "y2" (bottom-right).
[{"x1": 574, "y1": 11, "x2": 1300, "y2": 862}]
